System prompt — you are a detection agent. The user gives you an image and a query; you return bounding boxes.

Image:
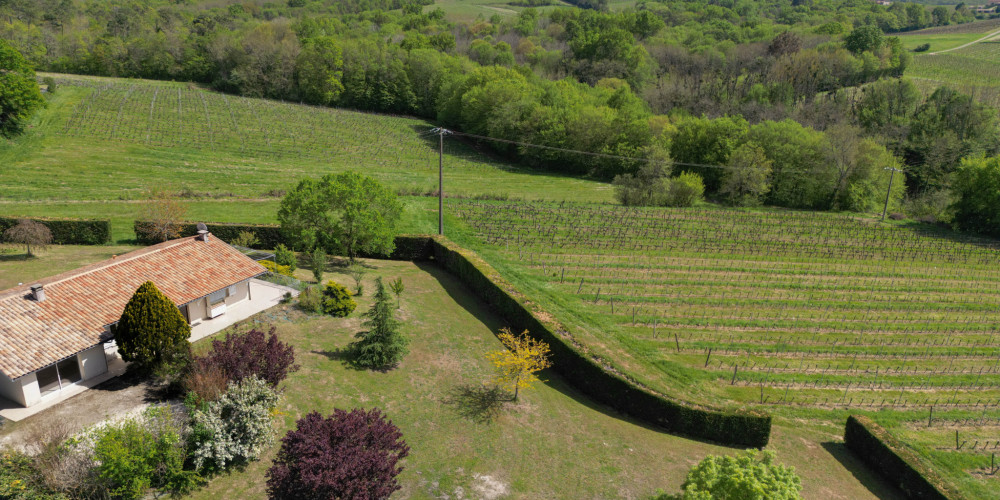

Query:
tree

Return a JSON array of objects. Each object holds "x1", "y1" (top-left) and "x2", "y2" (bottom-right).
[
  {"x1": 0, "y1": 39, "x2": 44, "y2": 137},
  {"x1": 844, "y1": 25, "x2": 885, "y2": 54},
  {"x1": 295, "y1": 36, "x2": 344, "y2": 105},
  {"x1": 347, "y1": 263, "x2": 366, "y2": 296},
  {"x1": 657, "y1": 450, "x2": 802, "y2": 500},
  {"x1": 308, "y1": 247, "x2": 326, "y2": 283},
  {"x1": 670, "y1": 116, "x2": 749, "y2": 192},
  {"x1": 266, "y1": 408, "x2": 410, "y2": 500},
  {"x1": 720, "y1": 143, "x2": 772, "y2": 207},
  {"x1": 278, "y1": 172, "x2": 403, "y2": 261},
  {"x1": 189, "y1": 376, "x2": 279, "y2": 472},
  {"x1": 613, "y1": 162, "x2": 671, "y2": 206},
  {"x1": 2, "y1": 219, "x2": 51, "y2": 256},
  {"x1": 195, "y1": 326, "x2": 298, "y2": 388},
  {"x1": 487, "y1": 328, "x2": 552, "y2": 401},
  {"x1": 389, "y1": 277, "x2": 404, "y2": 309},
  {"x1": 952, "y1": 155, "x2": 1000, "y2": 237},
  {"x1": 351, "y1": 277, "x2": 407, "y2": 369},
  {"x1": 136, "y1": 188, "x2": 187, "y2": 243},
  {"x1": 112, "y1": 281, "x2": 191, "y2": 371}
]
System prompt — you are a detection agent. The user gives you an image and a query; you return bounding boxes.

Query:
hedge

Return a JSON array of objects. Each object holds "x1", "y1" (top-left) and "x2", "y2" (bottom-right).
[
  {"x1": 0, "y1": 217, "x2": 111, "y2": 245},
  {"x1": 427, "y1": 236, "x2": 772, "y2": 448},
  {"x1": 844, "y1": 415, "x2": 958, "y2": 500},
  {"x1": 134, "y1": 221, "x2": 434, "y2": 261},
  {"x1": 134, "y1": 221, "x2": 284, "y2": 248}
]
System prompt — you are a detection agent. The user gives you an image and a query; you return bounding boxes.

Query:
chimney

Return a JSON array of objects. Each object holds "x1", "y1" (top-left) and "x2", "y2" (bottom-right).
[
  {"x1": 30, "y1": 284, "x2": 45, "y2": 302},
  {"x1": 196, "y1": 222, "x2": 210, "y2": 241}
]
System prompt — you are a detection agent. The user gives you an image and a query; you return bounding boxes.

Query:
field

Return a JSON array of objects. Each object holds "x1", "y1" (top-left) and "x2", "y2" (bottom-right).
[
  {"x1": 449, "y1": 200, "x2": 1000, "y2": 497},
  {"x1": 899, "y1": 18, "x2": 1000, "y2": 102},
  {"x1": 0, "y1": 74, "x2": 611, "y2": 205}
]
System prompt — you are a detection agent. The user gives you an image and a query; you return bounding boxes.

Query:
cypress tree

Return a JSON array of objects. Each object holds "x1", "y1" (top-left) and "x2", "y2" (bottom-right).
[
  {"x1": 113, "y1": 281, "x2": 191, "y2": 370},
  {"x1": 352, "y1": 277, "x2": 407, "y2": 369}
]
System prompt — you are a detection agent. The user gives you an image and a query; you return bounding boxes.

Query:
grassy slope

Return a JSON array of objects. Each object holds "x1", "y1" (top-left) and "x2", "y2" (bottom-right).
[
  {"x1": 899, "y1": 18, "x2": 1000, "y2": 95},
  {"x1": 0, "y1": 251, "x2": 900, "y2": 499}
]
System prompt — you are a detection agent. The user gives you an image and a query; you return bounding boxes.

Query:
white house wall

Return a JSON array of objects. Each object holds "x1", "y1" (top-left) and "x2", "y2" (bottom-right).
[
  {"x1": 225, "y1": 281, "x2": 250, "y2": 305},
  {"x1": 0, "y1": 372, "x2": 25, "y2": 407},
  {"x1": 188, "y1": 296, "x2": 207, "y2": 322},
  {"x1": 77, "y1": 345, "x2": 108, "y2": 381},
  {"x1": 20, "y1": 373, "x2": 40, "y2": 407}
]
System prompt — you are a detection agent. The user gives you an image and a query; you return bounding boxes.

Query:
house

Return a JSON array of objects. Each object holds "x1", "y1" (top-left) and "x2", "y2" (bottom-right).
[{"x1": 0, "y1": 231, "x2": 280, "y2": 412}]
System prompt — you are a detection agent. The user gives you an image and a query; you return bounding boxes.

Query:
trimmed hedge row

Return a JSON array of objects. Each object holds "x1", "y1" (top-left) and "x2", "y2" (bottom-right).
[
  {"x1": 0, "y1": 217, "x2": 111, "y2": 245},
  {"x1": 134, "y1": 221, "x2": 284, "y2": 248},
  {"x1": 427, "y1": 236, "x2": 772, "y2": 448},
  {"x1": 134, "y1": 221, "x2": 434, "y2": 261},
  {"x1": 844, "y1": 415, "x2": 957, "y2": 500}
]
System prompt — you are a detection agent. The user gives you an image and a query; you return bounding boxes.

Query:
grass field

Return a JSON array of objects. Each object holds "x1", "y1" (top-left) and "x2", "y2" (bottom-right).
[
  {"x1": 0, "y1": 74, "x2": 612, "y2": 205},
  {"x1": 448, "y1": 200, "x2": 1000, "y2": 497},
  {"x1": 0, "y1": 251, "x2": 902, "y2": 499}
]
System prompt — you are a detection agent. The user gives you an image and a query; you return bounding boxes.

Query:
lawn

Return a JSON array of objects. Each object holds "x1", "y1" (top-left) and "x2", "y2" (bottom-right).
[
  {"x1": 0, "y1": 243, "x2": 141, "y2": 290},
  {"x1": 184, "y1": 259, "x2": 899, "y2": 499}
]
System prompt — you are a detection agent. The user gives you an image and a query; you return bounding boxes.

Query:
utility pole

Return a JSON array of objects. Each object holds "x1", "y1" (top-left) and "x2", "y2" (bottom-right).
[
  {"x1": 881, "y1": 167, "x2": 903, "y2": 221},
  {"x1": 431, "y1": 128, "x2": 450, "y2": 235}
]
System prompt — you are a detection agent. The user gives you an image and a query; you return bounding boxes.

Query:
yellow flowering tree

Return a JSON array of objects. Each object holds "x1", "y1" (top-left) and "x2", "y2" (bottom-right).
[{"x1": 487, "y1": 328, "x2": 552, "y2": 401}]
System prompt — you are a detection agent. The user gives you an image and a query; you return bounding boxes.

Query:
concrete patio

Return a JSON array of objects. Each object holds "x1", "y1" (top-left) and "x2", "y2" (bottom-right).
[{"x1": 0, "y1": 279, "x2": 297, "y2": 422}]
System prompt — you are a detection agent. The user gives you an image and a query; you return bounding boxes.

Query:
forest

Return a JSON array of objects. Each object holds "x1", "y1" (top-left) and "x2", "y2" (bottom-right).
[{"x1": 1, "y1": 0, "x2": 998, "y2": 232}]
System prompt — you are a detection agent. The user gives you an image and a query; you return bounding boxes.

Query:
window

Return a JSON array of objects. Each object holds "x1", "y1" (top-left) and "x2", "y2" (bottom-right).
[
  {"x1": 36, "y1": 357, "x2": 82, "y2": 397},
  {"x1": 208, "y1": 289, "x2": 227, "y2": 305}
]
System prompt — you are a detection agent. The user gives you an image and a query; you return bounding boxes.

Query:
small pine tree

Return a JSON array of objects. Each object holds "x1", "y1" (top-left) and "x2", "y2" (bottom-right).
[
  {"x1": 113, "y1": 281, "x2": 191, "y2": 372},
  {"x1": 274, "y1": 244, "x2": 297, "y2": 272},
  {"x1": 309, "y1": 247, "x2": 326, "y2": 283},
  {"x1": 322, "y1": 281, "x2": 356, "y2": 317},
  {"x1": 389, "y1": 277, "x2": 404, "y2": 309},
  {"x1": 351, "y1": 277, "x2": 407, "y2": 369}
]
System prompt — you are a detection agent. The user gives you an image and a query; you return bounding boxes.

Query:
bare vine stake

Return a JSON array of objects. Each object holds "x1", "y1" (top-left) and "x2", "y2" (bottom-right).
[
  {"x1": 731, "y1": 365, "x2": 738, "y2": 385},
  {"x1": 705, "y1": 348, "x2": 712, "y2": 367},
  {"x1": 577, "y1": 278, "x2": 584, "y2": 294},
  {"x1": 653, "y1": 319, "x2": 658, "y2": 338},
  {"x1": 674, "y1": 333, "x2": 680, "y2": 352}
]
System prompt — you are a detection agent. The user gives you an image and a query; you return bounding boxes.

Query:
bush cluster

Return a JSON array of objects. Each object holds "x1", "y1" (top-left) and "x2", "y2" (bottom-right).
[
  {"x1": 274, "y1": 244, "x2": 297, "y2": 271},
  {"x1": 322, "y1": 281, "x2": 357, "y2": 317},
  {"x1": 133, "y1": 221, "x2": 283, "y2": 247},
  {"x1": 260, "y1": 259, "x2": 294, "y2": 277},
  {"x1": 194, "y1": 327, "x2": 299, "y2": 390},
  {"x1": 188, "y1": 376, "x2": 279, "y2": 472}
]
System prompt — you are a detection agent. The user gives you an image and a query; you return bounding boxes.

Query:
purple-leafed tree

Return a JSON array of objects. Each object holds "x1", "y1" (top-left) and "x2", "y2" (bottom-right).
[
  {"x1": 266, "y1": 408, "x2": 410, "y2": 500},
  {"x1": 197, "y1": 326, "x2": 298, "y2": 388}
]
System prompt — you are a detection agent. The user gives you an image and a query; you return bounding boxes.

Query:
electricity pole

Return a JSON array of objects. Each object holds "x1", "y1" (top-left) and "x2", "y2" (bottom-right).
[
  {"x1": 431, "y1": 128, "x2": 450, "y2": 235},
  {"x1": 882, "y1": 167, "x2": 903, "y2": 221}
]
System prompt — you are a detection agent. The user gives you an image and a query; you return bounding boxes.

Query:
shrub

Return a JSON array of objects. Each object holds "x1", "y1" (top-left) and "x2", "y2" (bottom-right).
[
  {"x1": 230, "y1": 230, "x2": 260, "y2": 248},
  {"x1": 189, "y1": 376, "x2": 279, "y2": 472},
  {"x1": 347, "y1": 263, "x2": 367, "y2": 296},
  {"x1": 260, "y1": 259, "x2": 294, "y2": 277},
  {"x1": 274, "y1": 244, "x2": 297, "y2": 271},
  {"x1": 0, "y1": 450, "x2": 65, "y2": 500},
  {"x1": 612, "y1": 163, "x2": 670, "y2": 206},
  {"x1": 666, "y1": 171, "x2": 705, "y2": 207},
  {"x1": 112, "y1": 281, "x2": 191, "y2": 373},
  {"x1": 351, "y1": 277, "x2": 407, "y2": 369},
  {"x1": 266, "y1": 408, "x2": 409, "y2": 500},
  {"x1": 90, "y1": 407, "x2": 197, "y2": 499},
  {"x1": 42, "y1": 76, "x2": 56, "y2": 95},
  {"x1": 656, "y1": 450, "x2": 802, "y2": 500},
  {"x1": 0, "y1": 217, "x2": 110, "y2": 245},
  {"x1": 322, "y1": 281, "x2": 357, "y2": 317},
  {"x1": 914, "y1": 43, "x2": 931, "y2": 52},
  {"x1": 183, "y1": 361, "x2": 229, "y2": 405},
  {"x1": 196, "y1": 326, "x2": 298, "y2": 388},
  {"x1": 296, "y1": 285, "x2": 325, "y2": 314}
]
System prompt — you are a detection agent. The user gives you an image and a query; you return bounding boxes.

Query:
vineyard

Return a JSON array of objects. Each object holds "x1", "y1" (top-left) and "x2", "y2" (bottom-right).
[
  {"x1": 453, "y1": 201, "x2": 1000, "y2": 413},
  {"x1": 0, "y1": 75, "x2": 609, "y2": 203}
]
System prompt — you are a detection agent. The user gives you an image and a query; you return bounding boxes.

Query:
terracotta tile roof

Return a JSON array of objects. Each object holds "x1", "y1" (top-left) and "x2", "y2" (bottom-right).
[{"x1": 0, "y1": 235, "x2": 265, "y2": 379}]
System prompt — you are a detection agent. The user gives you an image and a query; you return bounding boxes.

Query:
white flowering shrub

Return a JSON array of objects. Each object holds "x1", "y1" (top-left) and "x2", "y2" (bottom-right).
[{"x1": 189, "y1": 376, "x2": 278, "y2": 472}]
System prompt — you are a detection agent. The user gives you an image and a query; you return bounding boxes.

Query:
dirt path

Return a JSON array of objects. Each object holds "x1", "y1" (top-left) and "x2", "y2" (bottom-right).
[{"x1": 928, "y1": 28, "x2": 1000, "y2": 55}]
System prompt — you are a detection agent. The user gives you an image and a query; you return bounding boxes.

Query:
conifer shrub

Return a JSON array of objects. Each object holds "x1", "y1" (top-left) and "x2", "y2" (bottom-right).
[
  {"x1": 322, "y1": 281, "x2": 356, "y2": 317},
  {"x1": 274, "y1": 244, "x2": 297, "y2": 271},
  {"x1": 265, "y1": 408, "x2": 409, "y2": 500},
  {"x1": 112, "y1": 281, "x2": 191, "y2": 373},
  {"x1": 351, "y1": 277, "x2": 407, "y2": 369}
]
